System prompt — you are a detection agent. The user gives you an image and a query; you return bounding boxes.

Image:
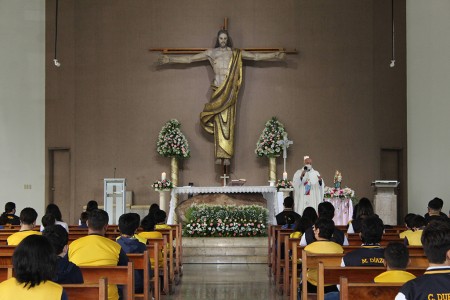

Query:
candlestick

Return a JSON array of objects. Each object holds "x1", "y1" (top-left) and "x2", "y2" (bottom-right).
[
  {"x1": 161, "y1": 172, "x2": 166, "y2": 180},
  {"x1": 283, "y1": 172, "x2": 287, "y2": 180}
]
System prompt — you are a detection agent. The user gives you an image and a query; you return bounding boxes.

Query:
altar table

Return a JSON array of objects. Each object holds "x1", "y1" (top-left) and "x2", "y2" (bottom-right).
[{"x1": 168, "y1": 186, "x2": 280, "y2": 225}]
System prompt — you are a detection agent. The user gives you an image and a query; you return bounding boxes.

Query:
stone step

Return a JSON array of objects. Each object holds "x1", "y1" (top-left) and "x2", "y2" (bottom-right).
[{"x1": 182, "y1": 237, "x2": 268, "y2": 264}]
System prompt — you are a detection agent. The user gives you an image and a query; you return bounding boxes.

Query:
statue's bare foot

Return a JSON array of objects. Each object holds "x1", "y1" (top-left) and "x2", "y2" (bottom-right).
[
  {"x1": 223, "y1": 159, "x2": 231, "y2": 166},
  {"x1": 215, "y1": 158, "x2": 222, "y2": 165}
]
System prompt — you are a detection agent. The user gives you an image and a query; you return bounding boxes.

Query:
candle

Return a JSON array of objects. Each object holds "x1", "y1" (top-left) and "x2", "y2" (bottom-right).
[
  {"x1": 283, "y1": 172, "x2": 287, "y2": 180},
  {"x1": 161, "y1": 172, "x2": 166, "y2": 180}
]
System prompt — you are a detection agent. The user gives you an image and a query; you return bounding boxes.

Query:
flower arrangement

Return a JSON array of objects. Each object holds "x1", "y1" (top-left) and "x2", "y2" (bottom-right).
[
  {"x1": 324, "y1": 186, "x2": 355, "y2": 199},
  {"x1": 255, "y1": 117, "x2": 286, "y2": 157},
  {"x1": 152, "y1": 179, "x2": 173, "y2": 191},
  {"x1": 276, "y1": 179, "x2": 293, "y2": 191},
  {"x1": 156, "y1": 119, "x2": 190, "y2": 158},
  {"x1": 183, "y1": 204, "x2": 268, "y2": 237}
]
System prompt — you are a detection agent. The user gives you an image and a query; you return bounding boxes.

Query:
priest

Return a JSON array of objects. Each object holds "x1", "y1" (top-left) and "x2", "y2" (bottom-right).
[{"x1": 293, "y1": 156, "x2": 324, "y2": 214}]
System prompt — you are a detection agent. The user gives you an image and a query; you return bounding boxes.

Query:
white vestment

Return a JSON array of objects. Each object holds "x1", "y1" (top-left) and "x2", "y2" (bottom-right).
[{"x1": 293, "y1": 167, "x2": 324, "y2": 214}]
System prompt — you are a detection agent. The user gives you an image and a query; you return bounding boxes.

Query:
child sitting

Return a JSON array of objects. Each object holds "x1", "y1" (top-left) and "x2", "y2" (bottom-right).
[{"x1": 374, "y1": 242, "x2": 416, "y2": 283}]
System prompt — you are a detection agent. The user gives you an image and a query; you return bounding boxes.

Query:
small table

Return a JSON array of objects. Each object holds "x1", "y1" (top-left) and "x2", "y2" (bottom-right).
[{"x1": 323, "y1": 197, "x2": 353, "y2": 226}]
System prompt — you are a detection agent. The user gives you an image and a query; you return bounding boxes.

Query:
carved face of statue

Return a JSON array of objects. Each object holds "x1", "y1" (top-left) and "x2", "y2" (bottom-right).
[{"x1": 218, "y1": 33, "x2": 228, "y2": 48}]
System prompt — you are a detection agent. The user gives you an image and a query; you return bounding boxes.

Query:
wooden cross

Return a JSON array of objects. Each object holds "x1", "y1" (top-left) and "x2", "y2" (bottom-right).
[
  {"x1": 277, "y1": 132, "x2": 293, "y2": 176},
  {"x1": 150, "y1": 18, "x2": 297, "y2": 54}
]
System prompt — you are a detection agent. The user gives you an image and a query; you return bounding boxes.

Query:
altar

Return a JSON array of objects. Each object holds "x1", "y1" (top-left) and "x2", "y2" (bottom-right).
[{"x1": 167, "y1": 186, "x2": 281, "y2": 225}]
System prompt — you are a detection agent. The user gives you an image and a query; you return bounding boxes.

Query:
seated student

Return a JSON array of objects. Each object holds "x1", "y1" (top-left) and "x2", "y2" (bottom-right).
[
  {"x1": 43, "y1": 225, "x2": 83, "y2": 284},
  {"x1": 154, "y1": 209, "x2": 171, "y2": 230},
  {"x1": 424, "y1": 197, "x2": 448, "y2": 224},
  {"x1": 290, "y1": 215, "x2": 304, "y2": 238},
  {"x1": 40, "y1": 204, "x2": 68, "y2": 232},
  {"x1": 86, "y1": 200, "x2": 98, "y2": 213},
  {"x1": 300, "y1": 202, "x2": 349, "y2": 246},
  {"x1": 0, "y1": 235, "x2": 68, "y2": 299},
  {"x1": 396, "y1": 220, "x2": 450, "y2": 300},
  {"x1": 404, "y1": 215, "x2": 426, "y2": 246},
  {"x1": 347, "y1": 197, "x2": 377, "y2": 234},
  {"x1": 341, "y1": 215, "x2": 385, "y2": 267},
  {"x1": 399, "y1": 213, "x2": 417, "y2": 239},
  {"x1": 138, "y1": 217, "x2": 164, "y2": 268},
  {"x1": 0, "y1": 202, "x2": 21, "y2": 225},
  {"x1": 117, "y1": 213, "x2": 153, "y2": 294},
  {"x1": 42, "y1": 213, "x2": 56, "y2": 229},
  {"x1": 374, "y1": 242, "x2": 416, "y2": 283},
  {"x1": 69, "y1": 209, "x2": 128, "y2": 300},
  {"x1": 304, "y1": 218, "x2": 344, "y2": 294},
  {"x1": 78, "y1": 212, "x2": 88, "y2": 228},
  {"x1": 7, "y1": 207, "x2": 41, "y2": 245},
  {"x1": 276, "y1": 196, "x2": 301, "y2": 226}
]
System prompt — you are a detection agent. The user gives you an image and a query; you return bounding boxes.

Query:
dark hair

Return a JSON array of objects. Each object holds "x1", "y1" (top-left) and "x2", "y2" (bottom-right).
[
  {"x1": 384, "y1": 242, "x2": 410, "y2": 269},
  {"x1": 119, "y1": 213, "x2": 141, "y2": 236},
  {"x1": 148, "y1": 203, "x2": 160, "y2": 216},
  {"x1": 360, "y1": 215, "x2": 384, "y2": 244},
  {"x1": 86, "y1": 200, "x2": 98, "y2": 212},
  {"x1": 141, "y1": 217, "x2": 156, "y2": 232},
  {"x1": 13, "y1": 235, "x2": 56, "y2": 288},
  {"x1": 43, "y1": 224, "x2": 68, "y2": 255},
  {"x1": 41, "y1": 214, "x2": 56, "y2": 228},
  {"x1": 355, "y1": 198, "x2": 374, "y2": 218},
  {"x1": 314, "y1": 218, "x2": 335, "y2": 240},
  {"x1": 411, "y1": 215, "x2": 426, "y2": 229},
  {"x1": 421, "y1": 220, "x2": 450, "y2": 264},
  {"x1": 45, "y1": 203, "x2": 63, "y2": 222},
  {"x1": 154, "y1": 209, "x2": 167, "y2": 224},
  {"x1": 5, "y1": 202, "x2": 16, "y2": 213},
  {"x1": 214, "y1": 29, "x2": 233, "y2": 48},
  {"x1": 80, "y1": 212, "x2": 88, "y2": 224},
  {"x1": 302, "y1": 207, "x2": 318, "y2": 226},
  {"x1": 87, "y1": 209, "x2": 109, "y2": 230},
  {"x1": 19, "y1": 207, "x2": 38, "y2": 225},
  {"x1": 404, "y1": 213, "x2": 417, "y2": 228},
  {"x1": 317, "y1": 202, "x2": 335, "y2": 220},
  {"x1": 283, "y1": 197, "x2": 294, "y2": 209}
]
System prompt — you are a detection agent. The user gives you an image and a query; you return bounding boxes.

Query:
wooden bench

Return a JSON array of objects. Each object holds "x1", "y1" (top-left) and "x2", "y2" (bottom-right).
[
  {"x1": 317, "y1": 263, "x2": 425, "y2": 300},
  {"x1": 339, "y1": 276, "x2": 403, "y2": 300},
  {"x1": 0, "y1": 265, "x2": 12, "y2": 282},
  {"x1": 274, "y1": 228, "x2": 293, "y2": 294},
  {"x1": 62, "y1": 277, "x2": 108, "y2": 300},
  {"x1": 146, "y1": 237, "x2": 169, "y2": 295},
  {"x1": 79, "y1": 262, "x2": 134, "y2": 300},
  {"x1": 283, "y1": 237, "x2": 300, "y2": 296},
  {"x1": 127, "y1": 246, "x2": 160, "y2": 300}
]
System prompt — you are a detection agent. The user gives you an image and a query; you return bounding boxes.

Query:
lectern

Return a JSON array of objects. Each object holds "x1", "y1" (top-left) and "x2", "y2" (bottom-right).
[
  {"x1": 372, "y1": 180, "x2": 399, "y2": 225},
  {"x1": 104, "y1": 178, "x2": 126, "y2": 225}
]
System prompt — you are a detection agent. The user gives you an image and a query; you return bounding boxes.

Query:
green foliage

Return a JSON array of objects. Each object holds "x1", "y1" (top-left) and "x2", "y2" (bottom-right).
[{"x1": 183, "y1": 204, "x2": 268, "y2": 237}]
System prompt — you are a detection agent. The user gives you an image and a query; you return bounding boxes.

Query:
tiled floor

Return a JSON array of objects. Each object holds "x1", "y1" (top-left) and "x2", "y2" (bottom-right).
[{"x1": 165, "y1": 264, "x2": 285, "y2": 300}]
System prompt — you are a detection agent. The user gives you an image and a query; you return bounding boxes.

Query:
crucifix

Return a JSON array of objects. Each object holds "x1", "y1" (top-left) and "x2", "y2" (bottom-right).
[
  {"x1": 277, "y1": 132, "x2": 293, "y2": 179},
  {"x1": 151, "y1": 18, "x2": 297, "y2": 179},
  {"x1": 220, "y1": 165, "x2": 230, "y2": 187}
]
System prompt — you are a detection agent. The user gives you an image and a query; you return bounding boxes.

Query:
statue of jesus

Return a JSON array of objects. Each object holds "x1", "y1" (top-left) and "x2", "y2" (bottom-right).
[{"x1": 158, "y1": 30, "x2": 285, "y2": 166}]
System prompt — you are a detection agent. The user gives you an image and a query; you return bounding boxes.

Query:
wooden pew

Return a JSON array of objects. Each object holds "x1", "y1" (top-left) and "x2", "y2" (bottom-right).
[
  {"x1": 127, "y1": 247, "x2": 160, "y2": 300},
  {"x1": 283, "y1": 237, "x2": 300, "y2": 296},
  {"x1": 274, "y1": 228, "x2": 293, "y2": 293},
  {"x1": 80, "y1": 262, "x2": 134, "y2": 300},
  {"x1": 0, "y1": 265, "x2": 12, "y2": 281},
  {"x1": 0, "y1": 245, "x2": 16, "y2": 256},
  {"x1": 146, "y1": 237, "x2": 169, "y2": 295},
  {"x1": 269, "y1": 225, "x2": 282, "y2": 273},
  {"x1": 62, "y1": 277, "x2": 108, "y2": 300},
  {"x1": 155, "y1": 228, "x2": 176, "y2": 288},
  {"x1": 339, "y1": 276, "x2": 403, "y2": 300},
  {"x1": 317, "y1": 263, "x2": 425, "y2": 300}
]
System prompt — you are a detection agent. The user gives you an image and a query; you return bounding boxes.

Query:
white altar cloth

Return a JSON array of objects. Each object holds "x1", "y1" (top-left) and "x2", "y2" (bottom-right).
[
  {"x1": 168, "y1": 186, "x2": 279, "y2": 225},
  {"x1": 323, "y1": 197, "x2": 354, "y2": 226}
]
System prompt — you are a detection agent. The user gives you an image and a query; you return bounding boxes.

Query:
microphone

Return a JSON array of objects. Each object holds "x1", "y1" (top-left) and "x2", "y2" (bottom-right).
[{"x1": 304, "y1": 166, "x2": 308, "y2": 171}]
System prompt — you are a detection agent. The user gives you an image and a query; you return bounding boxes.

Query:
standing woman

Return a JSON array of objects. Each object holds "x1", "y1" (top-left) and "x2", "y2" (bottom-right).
[{"x1": 0, "y1": 235, "x2": 67, "y2": 300}]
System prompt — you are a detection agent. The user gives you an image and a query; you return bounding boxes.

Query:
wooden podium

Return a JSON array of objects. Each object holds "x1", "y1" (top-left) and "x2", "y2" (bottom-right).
[{"x1": 372, "y1": 180, "x2": 399, "y2": 226}]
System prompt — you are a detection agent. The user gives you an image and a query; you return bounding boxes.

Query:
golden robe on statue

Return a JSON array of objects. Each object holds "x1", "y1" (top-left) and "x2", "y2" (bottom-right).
[{"x1": 200, "y1": 49, "x2": 243, "y2": 159}]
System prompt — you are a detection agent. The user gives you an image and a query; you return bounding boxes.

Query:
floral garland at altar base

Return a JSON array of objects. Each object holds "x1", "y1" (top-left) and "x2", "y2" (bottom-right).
[
  {"x1": 183, "y1": 204, "x2": 268, "y2": 237},
  {"x1": 276, "y1": 179, "x2": 293, "y2": 191}
]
